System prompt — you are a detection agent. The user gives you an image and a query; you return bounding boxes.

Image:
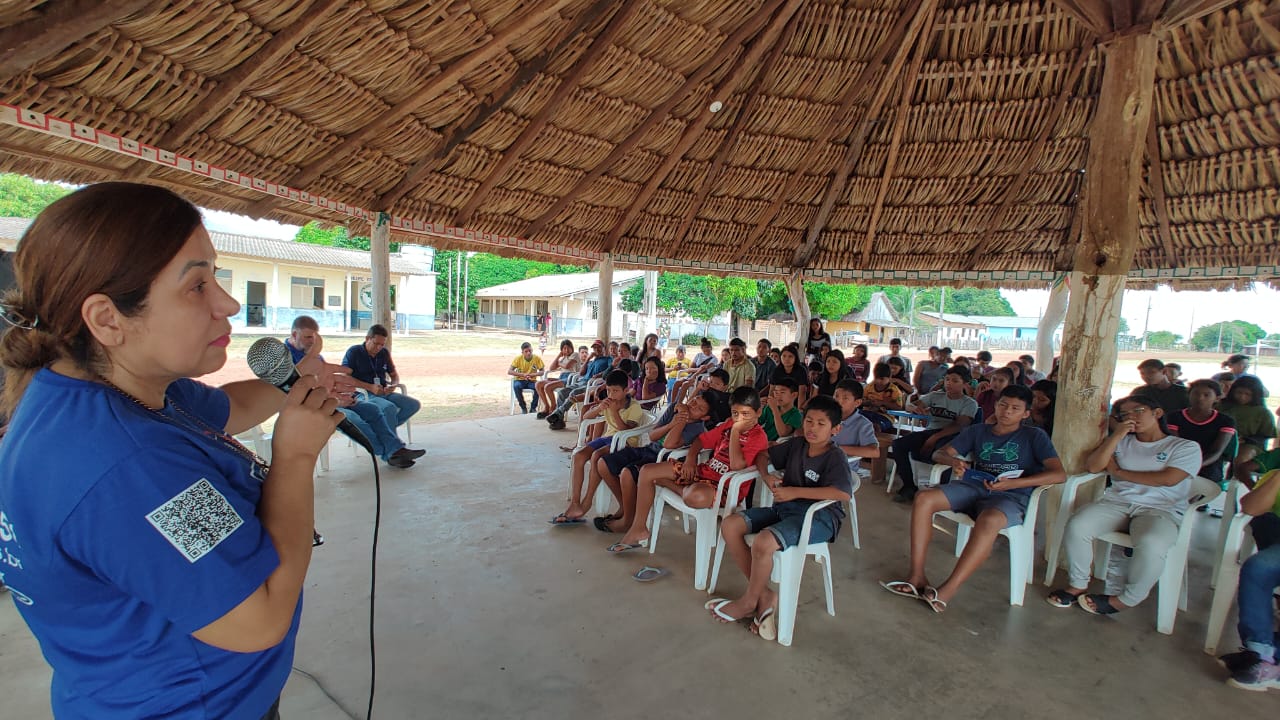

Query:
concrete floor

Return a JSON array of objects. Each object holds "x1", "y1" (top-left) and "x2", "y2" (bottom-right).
[{"x1": 1, "y1": 413, "x2": 1273, "y2": 719}]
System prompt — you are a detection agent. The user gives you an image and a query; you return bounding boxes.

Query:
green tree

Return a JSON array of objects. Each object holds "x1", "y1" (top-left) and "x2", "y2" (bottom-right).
[
  {"x1": 1190, "y1": 320, "x2": 1267, "y2": 351},
  {"x1": 434, "y1": 250, "x2": 587, "y2": 315},
  {"x1": 1118, "y1": 317, "x2": 1130, "y2": 334},
  {"x1": 0, "y1": 173, "x2": 72, "y2": 217},
  {"x1": 621, "y1": 272, "x2": 754, "y2": 330},
  {"x1": 293, "y1": 221, "x2": 398, "y2": 252},
  {"x1": 1144, "y1": 330, "x2": 1181, "y2": 349}
]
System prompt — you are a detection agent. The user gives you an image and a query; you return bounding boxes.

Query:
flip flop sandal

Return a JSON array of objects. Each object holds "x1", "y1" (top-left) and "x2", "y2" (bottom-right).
[
  {"x1": 606, "y1": 539, "x2": 648, "y2": 554},
  {"x1": 705, "y1": 598, "x2": 729, "y2": 610},
  {"x1": 708, "y1": 599, "x2": 747, "y2": 623},
  {"x1": 632, "y1": 566, "x2": 669, "y2": 583},
  {"x1": 1046, "y1": 589, "x2": 1083, "y2": 608},
  {"x1": 879, "y1": 580, "x2": 921, "y2": 599},
  {"x1": 1078, "y1": 593, "x2": 1122, "y2": 615},
  {"x1": 593, "y1": 516, "x2": 620, "y2": 533},
  {"x1": 752, "y1": 607, "x2": 777, "y2": 641},
  {"x1": 548, "y1": 513, "x2": 586, "y2": 526},
  {"x1": 921, "y1": 586, "x2": 947, "y2": 614}
]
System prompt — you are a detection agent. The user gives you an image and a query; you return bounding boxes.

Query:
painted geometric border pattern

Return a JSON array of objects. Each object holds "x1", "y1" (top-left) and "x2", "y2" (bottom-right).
[{"x1": 4, "y1": 105, "x2": 1279, "y2": 285}]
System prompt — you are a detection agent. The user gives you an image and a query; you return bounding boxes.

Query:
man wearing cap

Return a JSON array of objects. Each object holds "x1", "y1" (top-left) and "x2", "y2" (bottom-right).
[{"x1": 510, "y1": 341, "x2": 545, "y2": 414}]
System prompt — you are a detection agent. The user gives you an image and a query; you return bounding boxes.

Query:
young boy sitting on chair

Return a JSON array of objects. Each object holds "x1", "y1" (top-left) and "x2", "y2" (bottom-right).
[
  {"x1": 709, "y1": 395, "x2": 853, "y2": 636},
  {"x1": 760, "y1": 377, "x2": 803, "y2": 443},
  {"x1": 550, "y1": 370, "x2": 645, "y2": 525},
  {"x1": 608, "y1": 386, "x2": 768, "y2": 553},
  {"x1": 881, "y1": 384, "x2": 1064, "y2": 612}
]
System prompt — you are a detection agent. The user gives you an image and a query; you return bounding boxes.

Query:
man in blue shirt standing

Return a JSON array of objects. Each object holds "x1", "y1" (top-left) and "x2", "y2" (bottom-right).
[
  {"x1": 288, "y1": 317, "x2": 421, "y2": 468},
  {"x1": 341, "y1": 324, "x2": 421, "y2": 431}
]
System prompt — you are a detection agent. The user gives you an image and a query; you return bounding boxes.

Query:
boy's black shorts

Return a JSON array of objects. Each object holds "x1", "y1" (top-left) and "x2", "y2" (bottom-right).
[{"x1": 603, "y1": 446, "x2": 660, "y2": 480}]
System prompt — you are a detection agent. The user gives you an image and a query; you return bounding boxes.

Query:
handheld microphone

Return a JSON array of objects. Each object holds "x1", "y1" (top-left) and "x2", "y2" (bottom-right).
[{"x1": 246, "y1": 337, "x2": 375, "y2": 454}]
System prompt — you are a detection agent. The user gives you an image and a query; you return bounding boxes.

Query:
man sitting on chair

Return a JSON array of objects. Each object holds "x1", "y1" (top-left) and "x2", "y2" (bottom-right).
[
  {"x1": 881, "y1": 385, "x2": 1064, "y2": 612},
  {"x1": 341, "y1": 324, "x2": 422, "y2": 429},
  {"x1": 507, "y1": 341, "x2": 544, "y2": 414},
  {"x1": 287, "y1": 316, "x2": 422, "y2": 468}
]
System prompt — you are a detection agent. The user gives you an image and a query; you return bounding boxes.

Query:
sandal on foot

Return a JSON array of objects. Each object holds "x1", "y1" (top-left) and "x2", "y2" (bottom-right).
[
  {"x1": 1078, "y1": 593, "x2": 1122, "y2": 615},
  {"x1": 606, "y1": 539, "x2": 648, "y2": 554},
  {"x1": 1046, "y1": 588, "x2": 1083, "y2": 608},
  {"x1": 921, "y1": 586, "x2": 947, "y2": 614},
  {"x1": 548, "y1": 513, "x2": 585, "y2": 526},
  {"x1": 879, "y1": 580, "x2": 921, "y2": 599},
  {"x1": 752, "y1": 607, "x2": 777, "y2": 640},
  {"x1": 708, "y1": 599, "x2": 747, "y2": 623},
  {"x1": 632, "y1": 566, "x2": 669, "y2": 583},
  {"x1": 593, "y1": 516, "x2": 620, "y2": 533}
]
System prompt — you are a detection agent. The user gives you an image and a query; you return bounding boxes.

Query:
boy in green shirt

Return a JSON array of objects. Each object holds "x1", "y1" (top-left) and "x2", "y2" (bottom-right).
[{"x1": 760, "y1": 377, "x2": 803, "y2": 442}]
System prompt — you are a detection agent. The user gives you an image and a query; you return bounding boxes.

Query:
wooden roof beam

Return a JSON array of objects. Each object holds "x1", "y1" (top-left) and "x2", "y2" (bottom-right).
[
  {"x1": 521, "y1": 0, "x2": 787, "y2": 242},
  {"x1": 963, "y1": 43, "x2": 1094, "y2": 270},
  {"x1": 247, "y1": 0, "x2": 574, "y2": 217},
  {"x1": 599, "y1": 0, "x2": 804, "y2": 254},
  {"x1": 452, "y1": 1, "x2": 642, "y2": 226},
  {"x1": 729, "y1": 0, "x2": 931, "y2": 265},
  {"x1": 1159, "y1": 0, "x2": 1242, "y2": 29},
  {"x1": 670, "y1": 12, "x2": 797, "y2": 247},
  {"x1": 1145, "y1": 115, "x2": 1179, "y2": 265},
  {"x1": 374, "y1": 0, "x2": 617, "y2": 211},
  {"x1": 125, "y1": 0, "x2": 345, "y2": 182},
  {"x1": 800, "y1": 2, "x2": 938, "y2": 268},
  {"x1": 0, "y1": 0, "x2": 156, "y2": 81},
  {"x1": 857, "y1": 28, "x2": 933, "y2": 268},
  {"x1": 1051, "y1": 0, "x2": 1114, "y2": 33}
]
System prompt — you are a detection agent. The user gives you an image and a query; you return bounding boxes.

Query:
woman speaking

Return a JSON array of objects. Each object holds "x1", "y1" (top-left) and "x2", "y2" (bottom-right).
[{"x1": 0, "y1": 183, "x2": 347, "y2": 719}]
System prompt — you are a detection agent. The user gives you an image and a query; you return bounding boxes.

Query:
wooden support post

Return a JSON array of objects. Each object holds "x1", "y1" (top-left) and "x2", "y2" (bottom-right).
[
  {"x1": 786, "y1": 273, "x2": 810, "y2": 352},
  {"x1": 370, "y1": 212, "x2": 393, "y2": 344},
  {"x1": 1037, "y1": 274, "x2": 1069, "y2": 375},
  {"x1": 1053, "y1": 33, "x2": 1157, "y2": 473},
  {"x1": 596, "y1": 254, "x2": 614, "y2": 341}
]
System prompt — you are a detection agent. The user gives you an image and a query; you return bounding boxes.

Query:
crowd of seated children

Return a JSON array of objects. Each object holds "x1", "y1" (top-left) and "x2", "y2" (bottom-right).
[
  {"x1": 1166, "y1": 379, "x2": 1237, "y2": 487},
  {"x1": 885, "y1": 356, "x2": 914, "y2": 396},
  {"x1": 671, "y1": 337, "x2": 718, "y2": 401},
  {"x1": 878, "y1": 338, "x2": 913, "y2": 376},
  {"x1": 592, "y1": 391, "x2": 729, "y2": 533},
  {"x1": 805, "y1": 319, "x2": 832, "y2": 362},
  {"x1": 1020, "y1": 354, "x2": 1046, "y2": 382},
  {"x1": 1219, "y1": 375, "x2": 1276, "y2": 465},
  {"x1": 972, "y1": 350, "x2": 995, "y2": 378},
  {"x1": 635, "y1": 333, "x2": 662, "y2": 367},
  {"x1": 861, "y1": 362, "x2": 904, "y2": 432},
  {"x1": 752, "y1": 338, "x2": 777, "y2": 393},
  {"x1": 633, "y1": 357, "x2": 667, "y2": 408},
  {"x1": 550, "y1": 370, "x2": 646, "y2": 525},
  {"x1": 1047, "y1": 395, "x2": 1202, "y2": 616},
  {"x1": 543, "y1": 341, "x2": 614, "y2": 428},
  {"x1": 976, "y1": 367, "x2": 1014, "y2": 421},
  {"x1": 891, "y1": 367, "x2": 979, "y2": 503},
  {"x1": 845, "y1": 344, "x2": 871, "y2": 383},
  {"x1": 832, "y1": 380, "x2": 879, "y2": 473},
  {"x1": 1029, "y1": 380, "x2": 1057, "y2": 435},
  {"x1": 535, "y1": 340, "x2": 581, "y2": 413},
  {"x1": 913, "y1": 346, "x2": 949, "y2": 393},
  {"x1": 722, "y1": 338, "x2": 754, "y2": 391},
  {"x1": 883, "y1": 384, "x2": 1064, "y2": 612},
  {"x1": 1003, "y1": 359, "x2": 1030, "y2": 388},
  {"x1": 815, "y1": 348, "x2": 851, "y2": 397},
  {"x1": 509, "y1": 342, "x2": 545, "y2": 414},
  {"x1": 1130, "y1": 358, "x2": 1190, "y2": 412},
  {"x1": 708, "y1": 395, "x2": 853, "y2": 634},
  {"x1": 759, "y1": 377, "x2": 803, "y2": 443},
  {"x1": 771, "y1": 344, "x2": 811, "y2": 408},
  {"x1": 608, "y1": 386, "x2": 769, "y2": 554},
  {"x1": 665, "y1": 344, "x2": 694, "y2": 398}
]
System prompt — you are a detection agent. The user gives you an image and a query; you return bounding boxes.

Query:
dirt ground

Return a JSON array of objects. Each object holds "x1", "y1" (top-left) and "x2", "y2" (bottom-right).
[{"x1": 205, "y1": 331, "x2": 1280, "y2": 424}]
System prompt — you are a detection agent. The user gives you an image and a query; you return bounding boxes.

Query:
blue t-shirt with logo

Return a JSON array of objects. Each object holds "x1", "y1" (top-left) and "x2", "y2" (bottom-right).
[
  {"x1": 945, "y1": 423, "x2": 1059, "y2": 498},
  {"x1": 0, "y1": 370, "x2": 298, "y2": 719}
]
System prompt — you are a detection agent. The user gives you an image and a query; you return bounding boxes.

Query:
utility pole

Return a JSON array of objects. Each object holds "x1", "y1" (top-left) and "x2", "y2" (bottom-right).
[
  {"x1": 907, "y1": 289, "x2": 917, "y2": 347},
  {"x1": 1140, "y1": 294, "x2": 1152, "y2": 351},
  {"x1": 463, "y1": 253, "x2": 469, "y2": 331},
  {"x1": 1217, "y1": 321, "x2": 1224, "y2": 353},
  {"x1": 937, "y1": 286, "x2": 947, "y2": 347},
  {"x1": 446, "y1": 257, "x2": 453, "y2": 330}
]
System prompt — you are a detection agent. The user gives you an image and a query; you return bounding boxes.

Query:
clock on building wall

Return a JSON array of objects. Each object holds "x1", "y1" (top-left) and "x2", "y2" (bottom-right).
[{"x1": 359, "y1": 283, "x2": 374, "y2": 310}]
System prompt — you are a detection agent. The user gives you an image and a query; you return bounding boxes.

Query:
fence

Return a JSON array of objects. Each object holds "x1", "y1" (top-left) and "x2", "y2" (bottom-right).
[{"x1": 474, "y1": 312, "x2": 586, "y2": 336}]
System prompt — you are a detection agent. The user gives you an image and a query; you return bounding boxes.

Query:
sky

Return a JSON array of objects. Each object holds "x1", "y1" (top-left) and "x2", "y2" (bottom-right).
[{"x1": 199, "y1": 208, "x2": 1278, "y2": 337}]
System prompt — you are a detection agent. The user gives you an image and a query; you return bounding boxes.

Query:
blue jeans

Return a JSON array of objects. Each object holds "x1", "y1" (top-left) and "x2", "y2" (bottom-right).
[
  {"x1": 366, "y1": 391, "x2": 419, "y2": 426},
  {"x1": 512, "y1": 380, "x2": 538, "y2": 411},
  {"x1": 341, "y1": 401, "x2": 404, "y2": 461},
  {"x1": 1238, "y1": 544, "x2": 1280, "y2": 661}
]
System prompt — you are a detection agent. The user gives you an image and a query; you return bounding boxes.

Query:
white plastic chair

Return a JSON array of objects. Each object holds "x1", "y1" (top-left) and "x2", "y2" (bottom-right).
[
  {"x1": 1083, "y1": 476, "x2": 1222, "y2": 634},
  {"x1": 1204, "y1": 482, "x2": 1257, "y2": 654},
  {"x1": 236, "y1": 424, "x2": 329, "y2": 475},
  {"x1": 707, "y1": 494, "x2": 837, "y2": 647},
  {"x1": 387, "y1": 383, "x2": 415, "y2": 443},
  {"x1": 925, "y1": 459, "x2": 1059, "y2": 606},
  {"x1": 581, "y1": 412, "x2": 657, "y2": 516},
  {"x1": 1211, "y1": 480, "x2": 1247, "y2": 587},
  {"x1": 649, "y1": 449, "x2": 759, "y2": 590}
]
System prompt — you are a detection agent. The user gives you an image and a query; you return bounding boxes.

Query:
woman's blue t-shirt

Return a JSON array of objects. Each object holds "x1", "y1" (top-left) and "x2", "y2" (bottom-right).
[{"x1": 0, "y1": 370, "x2": 299, "y2": 719}]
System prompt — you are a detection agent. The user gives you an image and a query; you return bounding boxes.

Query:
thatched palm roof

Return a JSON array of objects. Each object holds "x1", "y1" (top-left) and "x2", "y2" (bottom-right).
[{"x1": 0, "y1": 0, "x2": 1276, "y2": 286}]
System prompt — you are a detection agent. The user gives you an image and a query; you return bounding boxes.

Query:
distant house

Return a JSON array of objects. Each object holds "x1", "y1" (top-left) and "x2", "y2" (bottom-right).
[
  {"x1": 0, "y1": 217, "x2": 437, "y2": 333},
  {"x1": 917, "y1": 312, "x2": 988, "y2": 344},
  {"x1": 828, "y1": 291, "x2": 914, "y2": 345},
  {"x1": 476, "y1": 270, "x2": 644, "y2": 337},
  {"x1": 917, "y1": 311, "x2": 1059, "y2": 348}
]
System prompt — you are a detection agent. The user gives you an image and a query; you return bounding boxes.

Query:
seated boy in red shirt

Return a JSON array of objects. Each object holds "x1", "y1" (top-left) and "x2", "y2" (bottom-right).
[{"x1": 607, "y1": 387, "x2": 768, "y2": 553}]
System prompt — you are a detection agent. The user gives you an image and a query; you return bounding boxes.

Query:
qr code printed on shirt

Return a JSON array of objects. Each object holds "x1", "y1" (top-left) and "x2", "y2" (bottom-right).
[{"x1": 146, "y1": 478, "x2": 244, "y2": 563}]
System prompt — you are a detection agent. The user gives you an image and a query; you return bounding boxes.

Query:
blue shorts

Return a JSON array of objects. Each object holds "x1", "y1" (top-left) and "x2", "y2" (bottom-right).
[
  {"x1": 603, "y1": 445, "x2": 660, "y2": 479},
  {"x1": 739, "y1": 503, "x2": 838, "y2": 550},
  {"x1": 938, "y1": 478, "x2": 1029, "y2": 528},
  {"x1": 587, "y1": 436, "x2": 613, "y2": 452}
]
